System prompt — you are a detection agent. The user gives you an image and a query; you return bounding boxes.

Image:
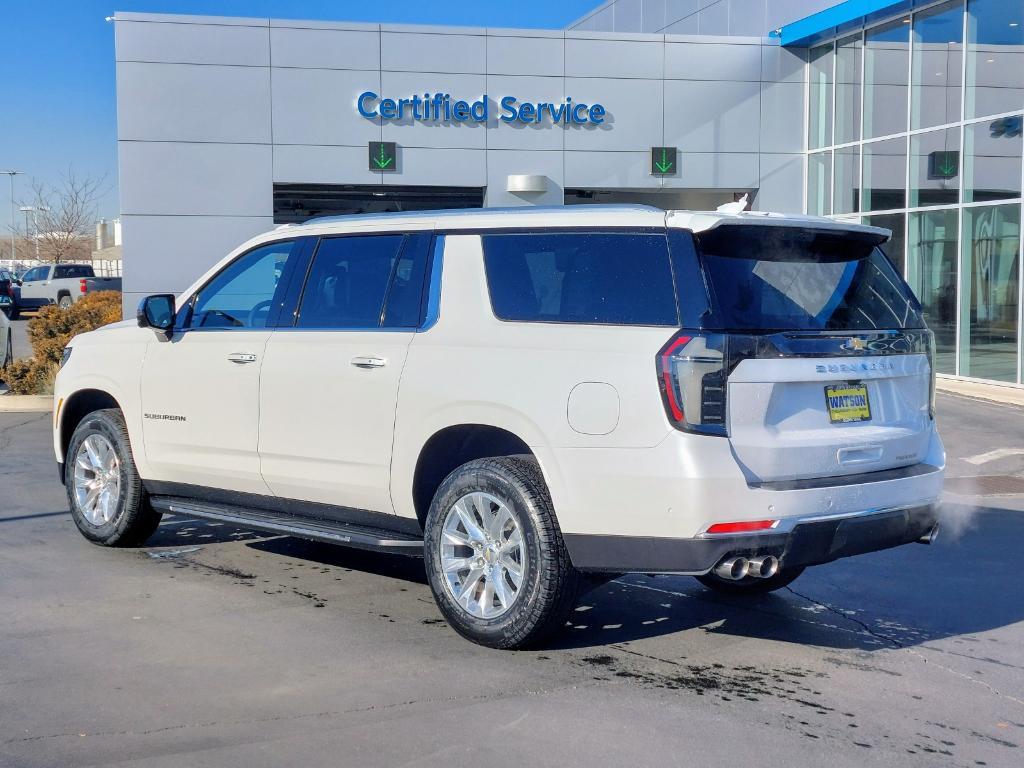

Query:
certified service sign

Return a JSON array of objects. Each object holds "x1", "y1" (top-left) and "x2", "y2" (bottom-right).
[{"x1": 357, "y1": 91, "x2": 607, "y2": 125}]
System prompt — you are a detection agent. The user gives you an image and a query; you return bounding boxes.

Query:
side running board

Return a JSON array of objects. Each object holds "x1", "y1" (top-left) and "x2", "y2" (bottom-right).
[{"x1": 149, "y1": 497, "x2": 424, "y2": 556}]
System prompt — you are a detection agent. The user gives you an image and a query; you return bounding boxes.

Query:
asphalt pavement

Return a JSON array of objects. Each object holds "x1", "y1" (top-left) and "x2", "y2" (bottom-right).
[{"x1": 1, "y1": 394, "x2": 1022, "y2": 767}]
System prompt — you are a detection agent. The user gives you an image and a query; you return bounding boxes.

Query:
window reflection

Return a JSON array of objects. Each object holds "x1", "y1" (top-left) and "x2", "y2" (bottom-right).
[
  {"x1": 964, "y1": 118, "x2": 1023, "y2": 202},
  {"x1": 909, "y1": 209, "x2": 958, "y2": 373},
  {"x1": 808, "y1": 151, "x2": 832, "y2": 216},
  {"x1": 862, "y1": 138, "x2": 907, "y2": 212},
  {"x1": 864, "y1": 18, "x2": 910, "y2": 139},
  {"x1": 966, "y1": 0, "x2": 1024, "y2": 120},
  {"x1": 960, "y1": 204, "x2": 1020, "y2": 382},
  {"x1": 911, "y1": 0, "x2": 963, "y2": 130},
  {"x1": 809, "y1": 44, "x2": 834, "y2": 150},
  {"x1": 834, "y1": 145, "x2": 860, "y2": 214},
  {"x1": 835, "y1": 34, "x2": 862, "y2": 144},
  {"x1": 910, "y1": 127, "x2": 961, "y2": 207}
]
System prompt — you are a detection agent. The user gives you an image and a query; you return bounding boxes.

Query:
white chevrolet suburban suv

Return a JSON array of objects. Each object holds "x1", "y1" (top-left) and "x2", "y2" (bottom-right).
[{"x1": 53, "y1": 206, "x2": 944, "y2": 649}]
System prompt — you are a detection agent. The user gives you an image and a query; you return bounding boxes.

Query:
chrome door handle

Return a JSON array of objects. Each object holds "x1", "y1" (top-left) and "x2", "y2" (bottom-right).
[
  {"x1": 227, "y1": 353, "x2": 257, "y2": 364},
  {"x1": 350, "y1": 356, "x2": 386, "y2": 369}
]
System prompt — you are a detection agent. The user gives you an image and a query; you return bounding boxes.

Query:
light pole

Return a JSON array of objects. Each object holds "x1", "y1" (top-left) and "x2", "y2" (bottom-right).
[{"x1": 2, "y1": 170, "x2": 24, "y2": 262}]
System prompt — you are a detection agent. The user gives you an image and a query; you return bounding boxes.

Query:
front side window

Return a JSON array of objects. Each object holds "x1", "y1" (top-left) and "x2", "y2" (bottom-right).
[
  {"x1": 21, "y1": 267, "x2": 44, "y2": 282},
  {"x1": 295, "y1": 234, "x2": 428, "y2": 329},
  {"x1": 188, "y1": 240, "x2": 297, "y2": 329},
  {"x1": 481, "y1": 231, "x2": 678, "y2": 326}
]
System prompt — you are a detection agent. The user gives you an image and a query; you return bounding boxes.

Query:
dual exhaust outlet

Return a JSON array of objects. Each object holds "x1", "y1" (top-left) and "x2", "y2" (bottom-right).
[{"x1": 713, "y1": 555, "x2": 780, "y2": 581}]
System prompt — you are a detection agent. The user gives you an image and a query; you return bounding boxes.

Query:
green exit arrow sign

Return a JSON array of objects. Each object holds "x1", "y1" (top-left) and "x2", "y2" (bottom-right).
[
  {"x1": 369, "y1": 141, "x2": 397, "y2": 172},
  {"x1": 927, "y1": 150, "x2": 959, "y2": 180},
  {"x1": 651, "y1": 146, "x2": 678, "y2": 176}
]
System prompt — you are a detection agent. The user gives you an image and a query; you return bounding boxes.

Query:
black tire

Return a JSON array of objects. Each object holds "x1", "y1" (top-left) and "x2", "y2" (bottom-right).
[
  {"x1": 8, "y1": 306, "x2": 18, "y2": 321},
  {"x1": 65, "y1": 408, "x2": 162, "y2": 547},
  {"x1": 58, "y1": 295, "x2": 73, "y2": 310},
  {"x1": 696, "y1": 566, "x2": 805, "y2": 595},
  {"x1": 423, "y1": 456, "x2": 580, "y2": 650}
]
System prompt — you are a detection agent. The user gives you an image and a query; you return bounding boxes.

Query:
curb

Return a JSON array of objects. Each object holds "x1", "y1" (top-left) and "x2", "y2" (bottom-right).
[
  {"x1": 937, "y1": 378, "x2": 1024, "y2": 408},
  {"x1": 0, "y1": 395, "x2": 53, "y2": 413}
]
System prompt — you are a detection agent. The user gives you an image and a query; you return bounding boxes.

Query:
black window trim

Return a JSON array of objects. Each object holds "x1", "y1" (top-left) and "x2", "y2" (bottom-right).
[
  {"x1": 479, "y1": 227, "x2": 683, "y2": 329},
  {"x1": 174, "y1": 236, "x2": 313, "y2": 333},
  {"x1": 284, "y1": 230, "x2": 435, "y2": 332}
]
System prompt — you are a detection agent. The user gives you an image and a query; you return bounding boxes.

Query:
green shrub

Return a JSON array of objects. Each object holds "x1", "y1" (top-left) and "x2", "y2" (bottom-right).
[{"x1": 1, "y1": 291, "x2": 122, "y2": 395}]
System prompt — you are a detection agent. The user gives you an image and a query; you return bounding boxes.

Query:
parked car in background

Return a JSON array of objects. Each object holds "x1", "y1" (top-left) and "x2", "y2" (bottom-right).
[
  {"x1": 11, "y1": 264, "x2": 122, "y2": 318},
  {"x1": 0, "y1": 309, "x2": 12, "y2": 368},
  {"x1": 0, "y1": 270, "x2": 16, "y2": 318},
  {"x1": 53, "y1": 206, "x2": 943, "y2": 649}
]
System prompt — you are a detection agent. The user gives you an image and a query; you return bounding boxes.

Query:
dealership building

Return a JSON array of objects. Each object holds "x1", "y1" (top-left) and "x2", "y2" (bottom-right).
[{"x1": 114, "y1": 0, "x2": 1023, "y2": 385}]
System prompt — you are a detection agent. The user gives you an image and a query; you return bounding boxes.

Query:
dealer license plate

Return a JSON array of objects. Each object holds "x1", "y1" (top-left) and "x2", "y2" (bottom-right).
[{"x1": 825, "y1": 383, "x2": 871, "y2": 423}]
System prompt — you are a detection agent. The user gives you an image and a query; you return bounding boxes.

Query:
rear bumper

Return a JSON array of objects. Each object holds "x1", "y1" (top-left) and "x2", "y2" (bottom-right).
[{"x1": 563, "y1": 503, "x2": 938, "y2": 574}]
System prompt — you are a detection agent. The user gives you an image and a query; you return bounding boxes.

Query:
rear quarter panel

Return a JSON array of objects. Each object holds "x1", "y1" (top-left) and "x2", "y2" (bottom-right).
[{"x1": 390, "y1": 233, "x2": 676, "y2": 531}]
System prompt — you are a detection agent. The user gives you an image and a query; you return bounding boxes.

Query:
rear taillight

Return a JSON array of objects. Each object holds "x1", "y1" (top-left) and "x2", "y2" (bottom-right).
[
  {"x1": 5, "y1": 283, "x2": 12, "y2": 298},
  {"x1": 79, "y1": 278, "x2": 87, "y2": 294},
  {"x1": 657, "y1": 331, "x2": 729, "y2": 436},
  {"x1": 926, "y1": 330, "x2": 936, "y2": 420}
]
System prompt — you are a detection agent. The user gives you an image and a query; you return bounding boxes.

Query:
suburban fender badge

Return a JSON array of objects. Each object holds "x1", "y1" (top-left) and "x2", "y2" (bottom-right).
[{"x1": 144, "y1": 413, "x2": 187, "y2": 422}]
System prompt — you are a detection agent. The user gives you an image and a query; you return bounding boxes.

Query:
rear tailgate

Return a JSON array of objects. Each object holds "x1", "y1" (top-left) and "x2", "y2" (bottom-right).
[{"x1": 728, "y1": 350, "x2": 931, "y2": 482}]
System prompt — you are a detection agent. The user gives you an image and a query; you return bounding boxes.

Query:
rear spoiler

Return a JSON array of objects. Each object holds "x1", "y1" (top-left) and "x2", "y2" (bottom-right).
[{"x1": 666, "y1": 210, "x2": 891, "y2": 245}]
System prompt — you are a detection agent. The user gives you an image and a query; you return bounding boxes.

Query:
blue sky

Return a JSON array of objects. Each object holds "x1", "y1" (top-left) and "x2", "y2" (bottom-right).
[{"x1": 0, "y1": 0, "x2": 598, "y2": 236}]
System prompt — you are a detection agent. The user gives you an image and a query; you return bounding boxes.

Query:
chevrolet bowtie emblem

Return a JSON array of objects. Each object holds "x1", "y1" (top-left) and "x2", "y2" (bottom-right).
[{"x1": 841, "y1": 337, "x2": 867, "y2": 352}]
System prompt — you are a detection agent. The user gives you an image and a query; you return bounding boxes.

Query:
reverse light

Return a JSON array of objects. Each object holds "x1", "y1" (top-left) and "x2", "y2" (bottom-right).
[{"x1": 706, "y1": 520, "x2": 778, "y2": 534}]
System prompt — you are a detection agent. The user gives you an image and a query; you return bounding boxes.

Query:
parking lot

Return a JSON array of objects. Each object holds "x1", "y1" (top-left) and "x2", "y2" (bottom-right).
[{"x1": 1, "y1": 393, "x2": 1022, "y2": 767}]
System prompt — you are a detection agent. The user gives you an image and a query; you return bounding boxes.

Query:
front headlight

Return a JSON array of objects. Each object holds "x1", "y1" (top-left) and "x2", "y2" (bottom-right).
[{"x1": 59, "y1": 347, "x2": 73, "y2": 369}]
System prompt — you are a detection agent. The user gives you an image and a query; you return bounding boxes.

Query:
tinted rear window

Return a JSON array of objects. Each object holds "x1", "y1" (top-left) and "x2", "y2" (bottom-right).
[
  {"x1": 481, "y1": 231, "x2": 678, "y2": 326},
  {"x1": 694, "y1": 225, "x2": 925, "y2": 331}
]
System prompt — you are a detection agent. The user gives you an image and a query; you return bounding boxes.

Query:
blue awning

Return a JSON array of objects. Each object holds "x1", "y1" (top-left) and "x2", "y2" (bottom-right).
[{"x1": 773, "y1": 0, "x2": 922, "y2": 47}]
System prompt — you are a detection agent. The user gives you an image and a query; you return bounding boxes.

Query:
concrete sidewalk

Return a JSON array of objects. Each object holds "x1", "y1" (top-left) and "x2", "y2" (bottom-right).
[
  {"x1": 937, "y1": 376, "x2": 1024, "y2": 408},
  {"x1": 0, "y1": 394, "x2": 53, "y2": 412}
]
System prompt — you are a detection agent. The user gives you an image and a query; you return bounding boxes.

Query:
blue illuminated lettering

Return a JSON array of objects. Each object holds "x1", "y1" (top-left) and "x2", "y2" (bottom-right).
[{"x1": 357, "y1": 91, "x2": 378, "y2": 118}]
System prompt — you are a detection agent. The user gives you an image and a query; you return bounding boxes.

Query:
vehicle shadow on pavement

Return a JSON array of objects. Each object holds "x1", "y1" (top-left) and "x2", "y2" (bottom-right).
[
  {"x1": 247, "y1": 536, "x2": 429, "y2": 584},
  {"x1": 143, "y1": 503, "x2": 1021, "y2": 653},
  {"x1": 551, "y1": 503, "x2": 1023, "y2": 652}
]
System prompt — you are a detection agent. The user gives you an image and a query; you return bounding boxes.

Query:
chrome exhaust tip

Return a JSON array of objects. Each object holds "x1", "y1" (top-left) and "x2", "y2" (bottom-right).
[
  {"x1": 714, "y1": 556, "x2": 749, "y2": 581},
  {"x1": 746, "y1": 555, "x2": 780, "y2": 579},
  {"x1": 917, "y1": 523, "x2": 940, "y2": 545}
]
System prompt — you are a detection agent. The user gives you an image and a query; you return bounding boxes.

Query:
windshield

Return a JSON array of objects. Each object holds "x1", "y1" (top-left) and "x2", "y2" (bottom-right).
[{"x1": 694, "y1": 225, "x2": 925, "y2": 332}]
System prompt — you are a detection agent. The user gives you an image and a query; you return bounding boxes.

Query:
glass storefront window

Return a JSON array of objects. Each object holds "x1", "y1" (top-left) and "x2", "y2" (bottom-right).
[
  {"x1": 911, "y1": 0, "x2": 964, "y2": 130},
  {"x1": 835, "y1": 34, "x2": 862, "y2": 144},
  {"x1": 908, "y1": 209, "x2": 959, "y2": 373},
  {"x1": 808, "y1": 151, "x2": 832, "y2": 216},
  {"x1": 960, "y1": 203, "x2": 1021, "y2": 381},
  {"x1": 910, "y1": 127, "x2": 961, "y2": 207},
  {"x1": 809, "y1": 44, "x2": 834, "y2": 150},
  {"x1": 863, "y1": 137, "x2": 907, "y2": 211},
  {"x1": 864, "y1": 18, "x2": 910, "y2": 139},
  {"x1": 963, "y1": 118, "x2": 1024, "y2": 203},
  {"x1": 834, "y1": 145, "x2": 860, "y2": 214},
  {"x1": 863, "y1": 212, "x2": 907, "y2": 274},
  {"x1": 966, "y1": 0, "x2": 1024, "y2": 120}
]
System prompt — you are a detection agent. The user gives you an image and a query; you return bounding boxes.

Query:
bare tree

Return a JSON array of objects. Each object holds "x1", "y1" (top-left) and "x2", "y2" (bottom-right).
[{"x1": 19, "y1": 169, "x2": 107, "y2": 264}]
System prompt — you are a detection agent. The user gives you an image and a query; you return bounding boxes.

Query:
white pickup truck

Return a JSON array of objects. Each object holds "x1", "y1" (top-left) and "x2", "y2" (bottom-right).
[{"x1": 11, "y1": 263, "x2": 122, "y2": 317}]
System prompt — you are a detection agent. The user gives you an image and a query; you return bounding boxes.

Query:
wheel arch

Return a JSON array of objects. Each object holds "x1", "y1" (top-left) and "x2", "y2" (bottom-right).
[
  {"x1": 59, "y1": 388, "x2": 123, "y2": 478},
  {"x1": 410, "y1": 423, "x2": 539, "y2": 530}
]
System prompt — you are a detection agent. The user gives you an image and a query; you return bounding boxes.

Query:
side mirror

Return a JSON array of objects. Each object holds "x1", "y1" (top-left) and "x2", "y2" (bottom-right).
[{"x1": 137, "y1": 294, "x2": 176, "y2": 332}]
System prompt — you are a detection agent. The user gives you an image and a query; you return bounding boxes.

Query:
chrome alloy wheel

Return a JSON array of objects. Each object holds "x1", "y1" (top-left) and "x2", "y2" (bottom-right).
[
  {"x1": 73, "y1": 434, "x2": 122, "y2": 526},
  {"x1": 440, "y1": 492, "x2": 527, "y2": 620}
]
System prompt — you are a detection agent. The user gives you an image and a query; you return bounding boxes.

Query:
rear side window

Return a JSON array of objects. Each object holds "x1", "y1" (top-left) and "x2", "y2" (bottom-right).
[
  {"x1": 295, "y1": 233, "x2": 430, "y2": 329},
  {"x1": 55, "y1": 265, "x2": 91, "y2": 279},
  {"x1": 481, "y1": 231, "x2": 678, "y2": 326},
  {"x1": 694, "y1": 225, "x2": 925, "y2": 331}
]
